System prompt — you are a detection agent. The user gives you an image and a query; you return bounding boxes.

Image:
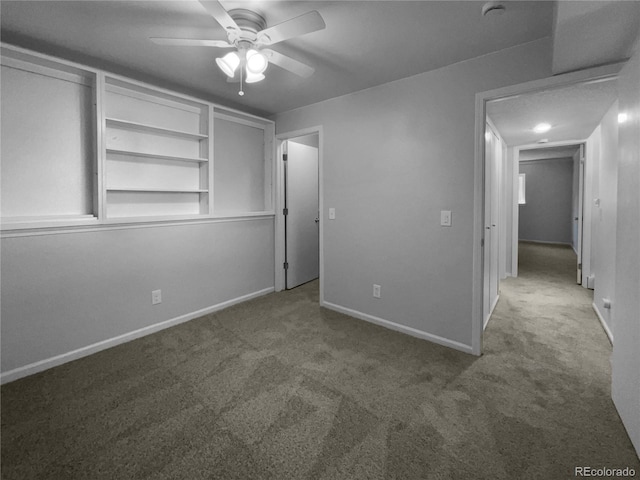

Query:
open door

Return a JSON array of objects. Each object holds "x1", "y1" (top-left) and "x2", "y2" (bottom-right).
[
  {"x1": 284, "y1": 138, "x2": 319, "y2": 289},
  {"x1": 576, "y1": 143, "x2": 585, "y2": 284},
  {"x1": 483, "y1": 123, "x2": 501, "y2": 328}
]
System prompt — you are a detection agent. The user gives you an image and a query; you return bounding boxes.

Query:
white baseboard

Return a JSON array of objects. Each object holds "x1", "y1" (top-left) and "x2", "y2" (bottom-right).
[
  {"x1": 520, "y1": 239, "x2": 573, "y2": 247},
  {"x1": 592, "y1": 302, "x2": 614, "y2": 345},
  {"x1": 322, "y1": 301, "x2": 473, "y2": 355},
  {"x1": 1, "y1": 287, "x2": 274, "y2": 385}
]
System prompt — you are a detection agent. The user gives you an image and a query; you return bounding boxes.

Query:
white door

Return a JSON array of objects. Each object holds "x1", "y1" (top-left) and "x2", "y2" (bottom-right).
[
  {"x1": 483, "y1": 124, "x2": 500, "y2": 328},
  {"x1": 576, "y1": 144, "x2": 585, "y2": 284},
  {"x1": 285, "y1": 140, "x2": 319, "y2": 289},
  {"x1": 490, "y1": 129, "x2": 501, "y2": 303}
]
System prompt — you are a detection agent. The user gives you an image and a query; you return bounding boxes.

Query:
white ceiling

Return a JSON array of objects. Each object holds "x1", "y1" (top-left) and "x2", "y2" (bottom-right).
[
  {"x1": 487, "y1": 77, "x2": 618, "y2": 147},
  {"x1": 552, "y1": 1, "x2": 640, "y2": 74},
  {"x1": 1, "y1": 0, "x2": 554, "y2": 117}
]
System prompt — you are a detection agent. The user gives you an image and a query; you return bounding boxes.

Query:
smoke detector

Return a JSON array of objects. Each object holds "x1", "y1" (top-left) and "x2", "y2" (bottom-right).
[{"x1": 482, "y1": 2, "x2": 506, "y2": 16}]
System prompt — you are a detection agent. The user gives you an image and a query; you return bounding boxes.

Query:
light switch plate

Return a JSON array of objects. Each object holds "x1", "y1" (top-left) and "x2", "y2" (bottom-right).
[
  {"x1": 329, "y1": 208, "x2": 336, "y2": 220},
  {"x1": 441, "y1": 210, "x2": 452, "y2": 227}
]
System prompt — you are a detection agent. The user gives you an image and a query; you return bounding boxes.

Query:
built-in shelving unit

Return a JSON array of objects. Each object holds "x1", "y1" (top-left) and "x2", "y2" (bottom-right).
[
  {"x1": 103, "y1": 77, "x2": 212, "y2": 219},
  {"x1": 1, "y1": 43, "x2": 276, "y2": 231}
]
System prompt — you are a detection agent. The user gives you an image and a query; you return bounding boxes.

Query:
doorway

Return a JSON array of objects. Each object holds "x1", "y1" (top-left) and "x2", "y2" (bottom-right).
[
  {"x1": 472, "y1": 63, "x2": 621, "y2": 355},
  {"x1": 284, "y1": 135, "x2": 319, "y2": 289},
  {"x1": 275, "y1": 127, "x2": 324, "y2": 300},
  {"x1": 515, "y1": 142, "x2": 585, "y2": 284}
]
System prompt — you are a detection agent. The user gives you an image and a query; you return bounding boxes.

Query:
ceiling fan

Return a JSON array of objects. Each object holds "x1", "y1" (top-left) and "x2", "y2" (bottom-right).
[{"x1": 150, "y1": 0, "x2": 325, "y2": 94}]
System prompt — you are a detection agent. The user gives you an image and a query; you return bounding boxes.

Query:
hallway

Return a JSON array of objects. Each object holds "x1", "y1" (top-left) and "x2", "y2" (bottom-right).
[{"x1": 481, "y1": 241, "x2": 639, "y2": 472}]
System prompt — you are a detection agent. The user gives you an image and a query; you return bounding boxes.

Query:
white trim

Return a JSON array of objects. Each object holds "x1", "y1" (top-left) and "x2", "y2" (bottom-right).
[
  {"x1": 484, "y1": 294, "x2": 500, "y2": 330},
  {"x1": 511, "y1": 146, "x2": 519, "y2": 277},
  {"x1": 1, "y1": 214, "x2": 275, "y2": 239},
  {"x1": 592, "y1": 302, "x2": 614, "y2": 345},
  {"x1": 214, "y1": 111, "x2": 269, "y2": 130},
  {"x1": 102, "y1": 72, "x2": 215, "y2": 112},
  {"x1": 96, "y1": 71, "x2": 107, "y2": 221},
  {"x1": 275, "y1": 126, "x2": 324, "y2": 306},
  {"x1": 472, "y1": 91, "x2": 485, "y2": 356},
  {"x1": 211, "y1": 106, "x2": 276, "y2": 127},
  {"x1": 105, "y1": 82, "x2": 204, "y2": 115},
  {"x1": 323, "y1": 302, "x2": 473, "y2": 355},
  {"x1": 474, "y1": 63, "x2": 622, "y2": 357},
  {"x1": 518, "y1": 139, "x2": 588, "y2": 151},
  {"x1": 0, "y1": 287, "x2": 274, "y2": 385},
  {"x1": 1, "y1": 55, "x2": 93, "y2": 86}
]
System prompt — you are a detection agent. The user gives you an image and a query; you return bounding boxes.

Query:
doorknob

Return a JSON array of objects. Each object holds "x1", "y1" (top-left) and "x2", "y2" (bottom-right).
[{"x1": 314, "y1": 217, "x2": 319, "y2": 224}]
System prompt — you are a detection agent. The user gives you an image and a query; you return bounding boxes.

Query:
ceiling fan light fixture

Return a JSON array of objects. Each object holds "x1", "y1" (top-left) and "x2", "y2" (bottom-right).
[
  {"x1": 245, "y1": 70, "x2": 265, "y2": 83},
  {"x1": 246, "y1": 49, "x2": 268, "y2": 74},
  {"x1": 216, "y1": 51, "x2": 240, "y2": 77}
]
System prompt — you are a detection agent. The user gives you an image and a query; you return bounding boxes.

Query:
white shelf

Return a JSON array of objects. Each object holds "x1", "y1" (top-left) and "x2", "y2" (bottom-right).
[
  {"x1": 107, "y1": 188, "x2": 208, "y2": 193},
  {"x1": 105, "y1": 117, "x2": 208, "y2": 140},
  {"x1": 106, "y1": 148, "x2": 208, "y2": 163}
]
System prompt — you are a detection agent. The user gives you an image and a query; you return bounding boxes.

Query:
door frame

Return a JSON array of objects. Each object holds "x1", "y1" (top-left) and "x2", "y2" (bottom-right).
[
  {"x1": 512, "y1": 139, "x2": 586, "y2": 280},
  {"x1": 472, "y1": 62, "x2": 622, "y2": 356},
  {"x1": 275, "y1": 126, "x2": 324, "y2": 303}
]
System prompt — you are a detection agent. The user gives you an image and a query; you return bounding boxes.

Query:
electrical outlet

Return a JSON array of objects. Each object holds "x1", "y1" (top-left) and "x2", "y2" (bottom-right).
[
  {"x1": 152, "y1": 289, "x2": 162, "y2": 305},
  {"x1": 373, "y1": 284, "x2": 381, "y2": 298}
]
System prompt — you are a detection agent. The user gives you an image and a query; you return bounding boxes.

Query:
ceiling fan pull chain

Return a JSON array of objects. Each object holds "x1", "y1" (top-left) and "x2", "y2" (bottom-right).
[{"x1": 239, "y1": 67, "x2": 244, "y2": 96}]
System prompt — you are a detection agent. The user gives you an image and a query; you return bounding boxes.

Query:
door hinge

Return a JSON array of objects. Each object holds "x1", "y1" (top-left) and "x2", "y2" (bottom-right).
[
  {"x1": 283, "y1": 208, "x2": 288, "y2": 215},
  {"x1": 283, "y1": 262, "x2": 289, "y2": 270},
  {"x1": 283, "y1": 153, "x2": 288, "y2": 161},
  {"x1": 481, "y1": 238, "x2": 485, "y2": 247},
  {"x1": 578, "y1": 263, "x2": 582, "y2": 270}
]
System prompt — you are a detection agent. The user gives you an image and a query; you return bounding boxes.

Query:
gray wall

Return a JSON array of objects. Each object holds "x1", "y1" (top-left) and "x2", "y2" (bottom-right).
[
  {"x1": 1, "y1": 219, "x2": 275, "y2": 375},
  {"x1": 612, "y1": 35, "x2": 640, "y2": 457},
  {"x1": 518, "y1": 158, "x2": 574, "y2": 244},
  {"x1": 592, "y1": 101, "x2": 618, "y2": 334},
  {"x1": 273, "y1": 38, "x2": 552, "y2": 348}
]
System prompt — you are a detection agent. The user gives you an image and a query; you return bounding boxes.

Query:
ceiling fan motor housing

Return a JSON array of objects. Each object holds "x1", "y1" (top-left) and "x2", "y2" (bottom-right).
[{"x1": 228, "y1": 9, "x2": 267, "y2": 44}]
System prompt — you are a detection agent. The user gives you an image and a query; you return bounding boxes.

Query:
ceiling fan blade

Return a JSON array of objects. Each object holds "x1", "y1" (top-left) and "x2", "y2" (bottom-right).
[
  {"x1": 199, "y1": 0, "x2": 240, "y2": 33},
  {"x1": 263, "y1": 49, "x2": 315, "y2": 78},
  {"x1": 150, "y1": 38, "x2": 233, "y2": 48},
  {"x1": 257, "y1": 11, "x2": 325, "y2": 46}
]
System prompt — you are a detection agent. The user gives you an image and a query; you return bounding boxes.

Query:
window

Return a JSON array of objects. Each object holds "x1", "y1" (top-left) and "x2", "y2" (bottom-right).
[{"x1": 518, "y1": 173, "x2": 526, "y2": 205}]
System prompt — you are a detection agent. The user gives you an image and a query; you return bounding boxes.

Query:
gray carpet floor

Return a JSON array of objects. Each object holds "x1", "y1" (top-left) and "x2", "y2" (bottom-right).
[{"x1": 2, "y1": 241, "x2": 638, "y2": 479}]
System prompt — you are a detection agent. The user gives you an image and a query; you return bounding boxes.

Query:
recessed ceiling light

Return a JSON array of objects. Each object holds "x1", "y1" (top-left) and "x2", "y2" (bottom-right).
[
  {"x1": 618, "y1": 112, "x2": 629, "y2": 124},
  {"x1": 533, "y1": 123, "x2": 551, "y2": 133}
]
